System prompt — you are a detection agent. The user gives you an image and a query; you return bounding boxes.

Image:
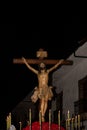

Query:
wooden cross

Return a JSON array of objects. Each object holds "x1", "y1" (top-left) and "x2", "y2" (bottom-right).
[{"x1": 13, "y1": 48, "x2": 73, "y2": 65}]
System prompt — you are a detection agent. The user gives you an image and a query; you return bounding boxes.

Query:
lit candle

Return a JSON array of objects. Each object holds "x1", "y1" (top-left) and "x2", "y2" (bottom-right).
[
  {"x1": 67, "y1": 110, "x2": 70, "y2": 119},
  {"x1": 19, "y1": 122, "x2": 22, "y2": 130},
  {"x1": 49, "y1": 109, "x2": 51, "y2": 130},
  {"x1": 9, "y1": 112, "x2": 11, "y2": 127},
  {"x1": 49, "y1": 109, "x2": 51, "y2": 124},
  {"x1": 78, "y1": 114, "x2": 80, "y2": 129},
  {"x1": 67, "y1": 110, "x2": 70, "y2": 126},
  {"x1": 75, "y1": 115, "x2": 77, "y2": 129},
  {"x1": 6, "y1": 116, "x2": 9, "y2": 130},
  {"x1": 71, "y1": 117, "x2": 74, "y2": 130},
  {"x1": 39, "y1": 110, "x2": 41, "y2": 125},
  {"x1": 58, "y1": 110, "x2": 60, "y2": 130},
  {"x1": 66, "y1": 119, "x2": 68, "y2": 130},
  {"x1": 29, "y1": 108, "x2": 31, "y2": 125},
  {"x1": 39, "y1": 110, "x2": 42, "y2": 130},
  {"x1": 27, "y1": 120, "x2": 29, "y2": 126}
]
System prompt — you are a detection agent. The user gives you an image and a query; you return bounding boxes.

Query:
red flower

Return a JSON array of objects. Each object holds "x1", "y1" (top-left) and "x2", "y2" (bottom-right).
[{"x1": 22, "y1": 121, "x2": 65, "y2": 130}]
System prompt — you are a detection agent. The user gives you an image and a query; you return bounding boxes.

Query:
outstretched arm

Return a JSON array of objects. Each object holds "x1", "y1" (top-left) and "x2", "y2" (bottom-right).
[
  {"x1": 22, "y1": 57, "x2": 38, "y2": 74},
  {"x1": 47, "y1": 59, "x2": 64, "y2": 73}
]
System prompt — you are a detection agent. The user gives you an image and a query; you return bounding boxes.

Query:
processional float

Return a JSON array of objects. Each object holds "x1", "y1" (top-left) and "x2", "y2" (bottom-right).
[{"x1": 6, "y1": 48, "x2": 77, "y2": 130}]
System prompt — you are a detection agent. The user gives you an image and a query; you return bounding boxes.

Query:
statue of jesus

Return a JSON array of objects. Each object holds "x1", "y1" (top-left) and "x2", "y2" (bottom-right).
[{"x1": 22, "y1": 57, "x2": 64, "y2": 122}]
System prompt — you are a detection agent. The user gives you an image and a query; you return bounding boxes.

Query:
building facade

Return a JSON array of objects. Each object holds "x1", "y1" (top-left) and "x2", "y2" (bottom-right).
[{"x1": 52, "y1": 42, "x2": 87, "y2": 129}]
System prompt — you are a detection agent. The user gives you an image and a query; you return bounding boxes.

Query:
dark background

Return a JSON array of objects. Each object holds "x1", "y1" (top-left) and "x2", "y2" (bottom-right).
[{"x1": 0, "y1": 21, "x2": 87, "y2": 128}]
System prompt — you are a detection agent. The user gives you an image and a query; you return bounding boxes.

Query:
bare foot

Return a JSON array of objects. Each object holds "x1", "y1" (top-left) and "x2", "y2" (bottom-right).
[{"x1": 42, "y1": 116, "x2": 45, "y2": 122}]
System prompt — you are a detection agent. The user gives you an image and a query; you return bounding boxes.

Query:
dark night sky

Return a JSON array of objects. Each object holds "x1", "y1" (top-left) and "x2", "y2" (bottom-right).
[{"x1": 0, "y1": 21, "x2": 87, "y2": 127}]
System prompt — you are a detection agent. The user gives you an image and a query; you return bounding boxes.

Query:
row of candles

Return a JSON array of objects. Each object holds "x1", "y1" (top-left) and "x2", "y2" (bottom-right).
[
  {"x1": 6, "y1": 109, "x2": 53, "y2": 130},
  {"x1": 66, "y1": 110, "x2": 81, "y2": 130},
  {"x1": 6, "y1": 109, "x2": 81, "y2": 130}
]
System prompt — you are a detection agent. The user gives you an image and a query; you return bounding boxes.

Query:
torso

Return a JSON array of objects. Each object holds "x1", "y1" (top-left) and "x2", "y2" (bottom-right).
[{"x1": 38, "y1": 72, "x2": 48, "y2": 87}]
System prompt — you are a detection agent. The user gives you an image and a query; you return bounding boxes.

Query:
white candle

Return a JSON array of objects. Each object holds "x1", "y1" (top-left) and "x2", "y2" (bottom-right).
[
  {"x1": 78, "y1": 114, "x2": 80, "y2": 129},
  {"x1": 49, "y1": 109, "x2": 51, "y2": 124},
  {"x1": 19, "y1": 122, "x2": 22, "y2": 130},
  {"x1": 49, "y1": 109, "x2": 51, "y2": 130},
  {"x1": 58, "y1": 110, "x2": 60, "y2": 125},
  {"x1": 29, "y1": 108, "x2": 31, "y2": 125},
  {"x1": 67, "y1": 110, "x2": 70, "y2": 119},
  {"x1": 67, "y1": 110, "x2": 70, "y2": 126},
  {"x1": 6, "y1": 116, "x2": 9, "y2": 130},
  {"x1": 9, "y1": 112, "x2": 11, "y2": 127},
  {"x1": 66, "y1": 119, "x2": 68, "y2": 130},
  {"x1": 71, "y1": 117, "x2": 74, "y2": 129},
  {"x1": 58, "y1": 110, "x2": 60, "y2": 130},
  {"x1": 39, "y1": 110, "x2": 41, "y2": 125},
  {"x1": 75, "y1": 115, "x2": 77, "y2": 129}
]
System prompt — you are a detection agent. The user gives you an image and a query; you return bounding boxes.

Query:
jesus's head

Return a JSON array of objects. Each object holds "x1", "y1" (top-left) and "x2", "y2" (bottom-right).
[{"x1": 39, "y1": 62, "x2": 46, "y2": 71}]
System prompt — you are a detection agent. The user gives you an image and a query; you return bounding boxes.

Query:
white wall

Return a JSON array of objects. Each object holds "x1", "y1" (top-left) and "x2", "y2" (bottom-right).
[{"x1": 52, "y1": 42, "x2": 87, "y2": 129}]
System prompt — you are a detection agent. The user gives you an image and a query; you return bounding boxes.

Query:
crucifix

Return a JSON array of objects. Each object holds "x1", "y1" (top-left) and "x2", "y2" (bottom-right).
[
  {"x1": 13, "y1": 48, "x2": 73, "y2": 65},
  {"x1": 13, "y1": 48, "x2": 73, "y2": 122}
]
